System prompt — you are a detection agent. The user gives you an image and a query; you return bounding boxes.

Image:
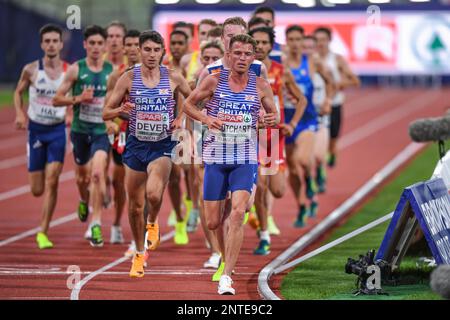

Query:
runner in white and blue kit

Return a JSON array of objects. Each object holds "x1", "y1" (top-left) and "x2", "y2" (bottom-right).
[
  {"x1": 14, "y1": 24, "x2": 69, "y2": 250},
  {"x1": 184, "y1": 34, "x2": 279, "y2": 295},
  {"x1": 103, "y1": 30, "x2": 191, "y2": 278}
]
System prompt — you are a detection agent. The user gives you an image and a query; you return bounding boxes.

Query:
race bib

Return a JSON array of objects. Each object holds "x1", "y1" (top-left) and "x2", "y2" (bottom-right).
[
  {"x1": 135, "y1": 111, "x2": 170, "y2": 142},
  {"x1": 79, "y1": 97, "x2": 104, "y2": 123},
  {"x1": 215, "y1": 112, "x2": 253, "y2": 144},
  {"x1": 30, "y1": 104, "x2": 66, "y2": 125}
]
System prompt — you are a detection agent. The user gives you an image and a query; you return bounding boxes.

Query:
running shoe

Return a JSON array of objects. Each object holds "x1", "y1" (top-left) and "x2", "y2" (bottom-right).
[
  {"x1": 36, "y1": 232, "x2": 53, "y2": 249},
  {"x1": 294, "y1": 206, "x2": 308, "y2": 228},
  {"x1": 218, "y1": 275, "x2": 235, "y2": 295},
  {"x1": 110, "y1": 225, "x2": 124, "y2": 244},
  {"x1": 174, "y1": 220, "x2": 189, "y2": 245},
  {"x1": 327, "y1": 153, "x2": 336, "y2": 168},
  {"x1": 316, "y1": 165, "x2": 327, "y2": 194},
  {"x1": 129, "y1": 253, "x2": 145, "y2": 278},
  {"x1": 167, "y1": 209, "x2": 177, "y2": 227},
  {"x1": 305, "y1": 176, "x2": 318, "y2": 200},
  {"x1": 212, "y1": 261, "x2": 225, "y2": 282},
  {"x1": 183, "y1": 195, "x2": 193, "y2": 223},
  {"x1": 186, "y1": 208, "x2": 199, "y2": 233},
  {"x1": 124, "y1": 241, "x2": 136, "y2": 258},
  {"x1": 77, "y1": 200, "x2": 89, "y2": 222},
  {"x1": 145, "y1": 223, "x2": 160, "y2": 250},
  {"x1": 90, "y1": 224, "x2": 104, "y2": 247},
  {"x1": 309, "y1": 201, "x2": 318, "y2": 218},
  {"x1": 253, "y1": 239, "x2": 270, "y2": 255},
  {"x1": 247, "y1": 212, "x2": 260, "y2": 230},
  {"x1": 203, "y1": 252, "x2": 221, "y2": 269},
  {"x1": 267, "y1": 215, "x2": 281, "y2": 236}
]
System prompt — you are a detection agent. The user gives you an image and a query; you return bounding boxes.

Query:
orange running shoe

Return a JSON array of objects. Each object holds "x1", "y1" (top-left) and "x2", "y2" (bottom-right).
[
  {"x1": 130, "y1": 253, "x2": 145, "y2": 278},
  {"x1": 247, "y1": 212, "x2": 260, "y2": 230},
  {"x1": 145, "y1": 223, "x2": 160, "y2": 251}
]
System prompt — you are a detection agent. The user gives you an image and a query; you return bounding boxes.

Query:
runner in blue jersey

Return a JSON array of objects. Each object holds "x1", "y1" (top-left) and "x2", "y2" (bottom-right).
[
  {"x1": 283, "y1": 25, "x2": 334, "y2": 228},
  {"x1": 184, "y1": 34, "x2": 279, "y2": 295},
  {"x1": 103, "y1": 30, "x2": 191, "y2": 278}
]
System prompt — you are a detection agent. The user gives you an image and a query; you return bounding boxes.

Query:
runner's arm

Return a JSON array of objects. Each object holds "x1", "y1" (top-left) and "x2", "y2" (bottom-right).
[
  {"x1": 103, "y1": 71, "x2": 133, "y2": 121},
  {"x1": 105, "y1": 69, "x2": 121, "y2": 105},
  {"x1": 337, "y1": 54, "x2": 360, "y2": 89},
  {"x1": 184, "y1": 75, "x2": 221, "y2": 129},
  {"x1": 257, "y1": 77, "x2": 279, "y2": 127},
  {"x1": 259, "y1": 62, "x2": 269, "y2": 80},
  {"x1": 52, "y1": 63, "x2": 84, "y2": 106},
  {"x1": 196, "y1": 66, "x2": 210, "y2": 86},
  {"x1": 284, "y1": 70, "x2": 307, "y2": 129},
  {"x1": 14, "y1": 63, "x2": 33, "y2": 130},
  {"x1": 315, "y1": 58, "x2": 335, "y2": 105}
]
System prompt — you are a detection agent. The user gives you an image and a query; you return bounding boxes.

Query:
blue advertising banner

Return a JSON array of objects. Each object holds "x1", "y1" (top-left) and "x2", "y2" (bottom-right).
[{"x1": 377, "y1": 178, "x2": 450, "y2": 265}]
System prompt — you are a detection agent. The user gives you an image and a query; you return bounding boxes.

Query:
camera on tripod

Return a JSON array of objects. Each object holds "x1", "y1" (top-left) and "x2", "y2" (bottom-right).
[{"x1": 345, "y1": 249, "x2": 389, "y2": 296}]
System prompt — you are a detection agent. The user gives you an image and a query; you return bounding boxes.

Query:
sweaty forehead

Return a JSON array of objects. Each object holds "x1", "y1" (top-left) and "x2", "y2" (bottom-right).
[
  {"x1": 231, "y1": 41, "x2": 254, "y2": 52},
  {"x1": 142, "y1": 40, "x2": 162, "y2": 49},
  {"x1": 87, "y1": 34, "x2": 105, "y2": 42},
  {"x1": 224, "y1": 24, "x2": 246, "y2": 35}
]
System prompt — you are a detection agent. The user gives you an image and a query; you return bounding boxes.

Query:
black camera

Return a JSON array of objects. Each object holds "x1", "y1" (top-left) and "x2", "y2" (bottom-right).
[{"x1": 345, "y1": 249, "x2": 389, "y2": 296}]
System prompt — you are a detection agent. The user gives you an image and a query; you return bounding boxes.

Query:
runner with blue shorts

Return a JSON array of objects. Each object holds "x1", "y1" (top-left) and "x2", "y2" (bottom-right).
[
  {"x1": 14, "y1": 24, "x2": 69, "y2": 250},
  {"x1": 283, "y1": 25, "x2": 334, "y2": 228},
  {"x1": 184, "y1": 34, "x2": 279, "y2": 295},
  {"x1": 103, "y1": 30, "x2": 191, "y2": 278}
]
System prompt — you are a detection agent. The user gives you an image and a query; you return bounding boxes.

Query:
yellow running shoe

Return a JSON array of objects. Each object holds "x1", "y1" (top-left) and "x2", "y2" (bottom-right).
[
  {"x1": 167, "y1": 209, "x2": 177, "y2": 227},
  {"x1": 183, "y1": 195, "x2": 193, "y2": 223},
  {"x1": 243, "y1": 212, "x2": 249, "y2": 225},
  {"x1": 267, "y1": 215, "x2": 281, "y2": 236},
  {"x1": 174, "y1": 220, "x2": 189, "y2": 245},
  {"x1": 212, "y1": 261, "x2": 225, "y2": 282},
  {"x1": 129, "y1": 253, "x2": 145, "y2": 278},
  {"x1": 145, "y1": 223, "x2": 160, "y2": 250},
  {"x1": 36, "y1": 232, "x2": 53, "y2": 249}
]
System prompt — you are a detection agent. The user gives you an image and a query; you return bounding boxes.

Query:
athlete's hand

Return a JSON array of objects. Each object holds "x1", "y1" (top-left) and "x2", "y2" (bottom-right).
[
  {"x1": 263, "y1": 112, "x2": 278, "y2": 127},
  {"x1": 105, "y1": 121, "x2": 119, "y2": 135},
  {"x1": 171, "y1": 116, "x2": 184, "y2": 130},
  {"x1": 206, "y1": 116, "x2": 223, "y2": 131},
  {"x1": 279, "y1": 123, "x2": 294, "y2": 137},
  {"x1": 80, "y1": 88, "x2": 94, "y2": 103},
  {"x1": 320, "y1": 99, "x2": 332, "y2": 115},
  {"x1": 119, "y1": 101, "x2": 134, "y2": 116},
  {"x1": 65, "y1": 113, "x2": 73, "y2": 127},
  {"x1": 15, "y1": 111, "x2": 27, "y2": 130}
]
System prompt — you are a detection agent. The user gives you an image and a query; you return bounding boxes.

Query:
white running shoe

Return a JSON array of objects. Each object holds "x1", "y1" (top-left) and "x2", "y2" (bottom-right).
[
  {"x1": 84, "y1": 226, "x2": 91, "y2": 240},
  {"x1": 110, "y1": 225, "x2": 124, "y2": 244},
  {"x1": 203, "y1": 252, "x2": 221, "y2": 269},
  {"x1": 218, "y1": 275, "x2": 235, "y2": 295},
  {"x1": 124, "y1": 241, "x2": 136, "y2": 258}
]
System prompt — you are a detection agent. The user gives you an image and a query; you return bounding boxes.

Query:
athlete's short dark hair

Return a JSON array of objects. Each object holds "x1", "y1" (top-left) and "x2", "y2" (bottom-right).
[
  {"x1": 170, "y1": 30, "x2": 188, "y2": 42},
  {"x1": 84, "y1": 25, "x2": 107, "y2": 40},
  {"x1": 139, "y1": 30, "x2": 165, "y2": 49},
  {"x1": 39, "y1": 24, "x2": 63, "y2": 42},
  {"x1": 200, "y1": 40, "x2": 224, "y2": 55},
  {"x1": 248, "y1": 27, "x2": 275, "y2": 47},
  {"x1": 285, "y1": 25, "x2": 305, "y2": 37},
  {"x1": 248, "y1": 16, "x2": 268, "y2": 30},
  {"x1": 229, "y1": 34, "x2": 257, "y2": 53},
  {"x1": 253, "y1": 6, "x2": 275, "y2": 21},
  {"x1": 106, "y1": 20, "x2": 127, "y2": 36},
  {"x1": 207, "y1": 26, "x2": 223, "y2": 39},
  {"x1": 124, "y1": 29, "x2": 141, "y2": 44},
  {"x1": 314, "y1": 26, "x2": 332, "y2": 40},
  {"x1": 173, "y1": 21, "x2": 194, "y2": 36}
]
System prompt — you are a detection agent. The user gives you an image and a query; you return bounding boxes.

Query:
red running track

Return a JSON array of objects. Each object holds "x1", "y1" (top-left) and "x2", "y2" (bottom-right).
[{"x1": 0, "y1": 88, "x2": 447, "y2": 300}]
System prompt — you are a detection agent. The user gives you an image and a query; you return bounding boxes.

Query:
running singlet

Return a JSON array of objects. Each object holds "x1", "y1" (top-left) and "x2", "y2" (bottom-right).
[
  {"x1": 71, "y1": 59, "x2": 113, "y2": 135},
  {"x1": 207, "y1": 58, "x2": 262, "y2": 77},
  {"x1": 284, "y1": 54, "x2": 316, "y2": 124},
  {"x1": 325, "y1": 52, "x2": 344, "y2": 106},
  {"x1": 28, "y1": 59, "x2": 68, "y2": 125},
  {"x1": 186, "y1": 51, "x2": 201, "y2": 83},
  {"x1": 128, "y1": 65, "x2": 175, "y2": 142},
  {"x1": 268, "y1": 61, "x2": 284, "y2": 124},
  {"x1": 203, "y1": 69, "x2": 260, "y2": 164}
]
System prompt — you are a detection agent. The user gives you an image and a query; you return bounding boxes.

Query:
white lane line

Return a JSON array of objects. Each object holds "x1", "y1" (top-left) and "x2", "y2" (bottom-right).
[
  {"x1": 0, "y1": 270, "x2": 216, "y2": 276},
  {"x1": 0, "y1": 170, "x2": 74, "y2": 202},
  {"x1": 0, "y1": 212, "x2": 77, "y2": 247},
  {"x1": 70, "y1": 231, "x2": 175, "y2": 300},
  {"x1": 0, "y1": 155, "x2": 27, "y2": 170},
  {"x1": 340, "y1": 91, "x2": 440, "y2": 149}
]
